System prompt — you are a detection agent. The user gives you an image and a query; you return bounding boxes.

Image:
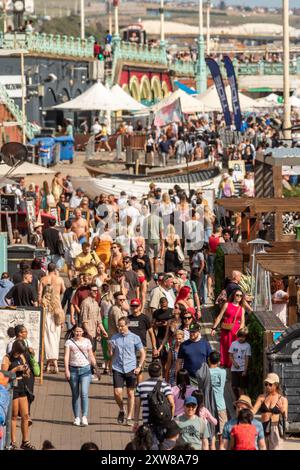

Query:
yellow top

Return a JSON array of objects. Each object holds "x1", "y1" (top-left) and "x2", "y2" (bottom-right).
[{"x1": 74, "y1": 251, "x2": 100, "y2": 276}]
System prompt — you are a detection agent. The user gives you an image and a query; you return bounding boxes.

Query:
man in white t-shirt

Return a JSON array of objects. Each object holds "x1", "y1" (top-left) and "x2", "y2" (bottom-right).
[{"x1": 229, "y1": 328, "x2": 251, "y2": 400}]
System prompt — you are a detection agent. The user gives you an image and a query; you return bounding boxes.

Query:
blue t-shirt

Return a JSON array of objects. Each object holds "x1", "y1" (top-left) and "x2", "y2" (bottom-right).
[
  {"x1": 209, "y1": 367, "x2": 227, "y2": 411},
  {"x1": 223, "y1": 418, "x2": 264, "y2": 449},
  {"x1": 111, "y1": 331, "x2": 143, "y2": 374},
  {"x1": 178, "y1": 338, "x2": 212, "y2": 378}
]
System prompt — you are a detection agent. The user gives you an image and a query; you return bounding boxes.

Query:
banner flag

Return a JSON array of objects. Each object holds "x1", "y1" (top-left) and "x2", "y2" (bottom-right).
[
  {"x1": 154, "y1": 98, "x2": 182, "y2": 127},
  {"x1": 206, "y1": 58, "x2": 231, "y2": 127},
  {"x1": 223, "y1": 55, "x2": 242, "y2": 131}
]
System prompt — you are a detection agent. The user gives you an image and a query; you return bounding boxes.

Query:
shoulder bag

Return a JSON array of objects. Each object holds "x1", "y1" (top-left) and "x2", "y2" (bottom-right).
[
  {"x1": 70, "y1": 339, "x2": 99, "y2": 379},
  {"x1": 221, "y1": 306, "x2": 241, "y2": 331},
  {"x1": 175, "y1": 242, "x2": 185, "y2": 263}
]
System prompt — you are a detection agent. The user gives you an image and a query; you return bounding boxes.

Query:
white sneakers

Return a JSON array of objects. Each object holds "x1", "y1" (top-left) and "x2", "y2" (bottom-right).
[
  {"x1": 73, "y1": 416, "x2": 88, "y2": 426},
  {"x1": 81, "y1": 416, "x2": 88, "y2": 426}
]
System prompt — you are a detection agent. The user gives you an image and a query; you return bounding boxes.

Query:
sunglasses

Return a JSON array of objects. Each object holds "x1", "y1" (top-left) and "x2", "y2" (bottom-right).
[
  {"x1": 184, "y1": 316, "x2": 192, "y2": 320},
  {"x1": 91, "y1": 289, "x2": 98, "y2": 292},
  {"x1": 119, "y1": 299, "x2": 126, "y2": 302},
  {"x1": 235, "y1": 294, "x2": 243, "y2": 298},
  {"x1": 264, "y1": 382, "x2": 273, "y2": 387}
]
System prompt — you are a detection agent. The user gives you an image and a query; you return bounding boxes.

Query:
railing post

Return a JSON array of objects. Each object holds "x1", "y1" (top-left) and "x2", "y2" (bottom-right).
[
  {"x1": 55, "y1": 34, "x2": 61, "y2": 55},
  {"x1": 297, "y1": 57, "x2": 300, "y2": 75},
  {"x1": 259, "y1": 60, "x2": 264, "y2": 75},
  {"x1": 62, "y1": 35, "x2": 68, "y2": 56},
  {"x1": 48, "y1": 34, "x2": 54, "y2": 54},
  {"x1": 69, "y1": 36, "x2": 75, "y2": 56}
]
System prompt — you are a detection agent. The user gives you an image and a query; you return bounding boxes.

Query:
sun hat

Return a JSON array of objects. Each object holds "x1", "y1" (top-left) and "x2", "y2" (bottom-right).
[
  {"x1": 264, "y1": 373, "x2": 280, "y2": 384},
  {"x1": 234, "y1": 395, "x2": 252, "y2": 409}
]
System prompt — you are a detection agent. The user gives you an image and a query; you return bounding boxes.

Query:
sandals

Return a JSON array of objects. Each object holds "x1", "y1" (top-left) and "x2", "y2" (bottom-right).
[
  {"x1": 10, "y1": 442, "x2": 18, "y2": 450},
  {"x1": 20, "y1": 441, "x2": 36, "y2": 450}
]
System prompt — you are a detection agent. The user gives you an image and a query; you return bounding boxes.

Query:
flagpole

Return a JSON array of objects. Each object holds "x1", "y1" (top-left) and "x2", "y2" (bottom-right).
[
  {"x1": 80, "y1": 0, "x2": 85, "y2": 40},
  {"x1": 283, "y1": 0, "x2": 291, "y2": 140},
  {"x1": 196, "y1": 0, "x2": 207, "y2": 94}
]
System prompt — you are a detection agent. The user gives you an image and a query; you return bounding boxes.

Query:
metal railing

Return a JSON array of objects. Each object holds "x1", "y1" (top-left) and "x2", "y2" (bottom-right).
[
  {"x1": 116, "y1": 41, "x2": 168, "y2": 65},
  {"x1": 0, "y1": 83, "x2": 36, "y2": 140},
  {"x1": 0, "y1": 32, "x2": 94, "y2": 58}
]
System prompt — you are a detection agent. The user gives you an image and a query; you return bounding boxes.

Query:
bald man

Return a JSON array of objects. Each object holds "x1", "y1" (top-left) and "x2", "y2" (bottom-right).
[{"x1": 226, "y1": 270, "x2": 252, "y2": 313}]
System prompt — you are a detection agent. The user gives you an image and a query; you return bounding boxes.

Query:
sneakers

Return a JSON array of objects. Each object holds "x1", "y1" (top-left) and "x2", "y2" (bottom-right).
[
  {"x1": 73, "y1": 417, "x2": 81, "y2": 426},
  {"x1": 81, "y1": 416, "x2": 88, "y2": 426},
  {"x1": 117, "y1": 410, "x2": 125, "y2": 424},
  {"x1": 126, "y1": 418, "x2": 134, "y2": 427},
  {"x1": 20, "y1": 441, "x2": 36, "y2": 450},
  {"x1": 91, "y1": 374, "x2": 99, "y2": 383}
]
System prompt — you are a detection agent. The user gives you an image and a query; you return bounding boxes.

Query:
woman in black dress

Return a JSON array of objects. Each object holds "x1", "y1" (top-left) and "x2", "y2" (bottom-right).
[{"x1": 163, "y1": 224, "x2": 183, "y2": 273}]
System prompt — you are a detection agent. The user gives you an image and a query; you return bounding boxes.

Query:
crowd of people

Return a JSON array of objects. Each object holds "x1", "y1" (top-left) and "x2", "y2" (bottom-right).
[{"x1": 0, "y1": 162, "x2": 291, "y2": 451}]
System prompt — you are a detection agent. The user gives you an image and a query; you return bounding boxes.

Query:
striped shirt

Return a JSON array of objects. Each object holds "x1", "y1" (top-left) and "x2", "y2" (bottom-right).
[{"x1": 135, "y1": 378, "x2": 172, "y2": 423}]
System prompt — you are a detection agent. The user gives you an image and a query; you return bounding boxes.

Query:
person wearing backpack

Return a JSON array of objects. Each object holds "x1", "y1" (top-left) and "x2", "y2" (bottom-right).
[{"x1": 133, "y1": 361, "x2": 174, "y2": 445}]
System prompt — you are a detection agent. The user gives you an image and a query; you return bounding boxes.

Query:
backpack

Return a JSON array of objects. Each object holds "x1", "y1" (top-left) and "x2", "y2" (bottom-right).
[{"x1": 148, "y1": 380, "x2": 172, "y2": 426}]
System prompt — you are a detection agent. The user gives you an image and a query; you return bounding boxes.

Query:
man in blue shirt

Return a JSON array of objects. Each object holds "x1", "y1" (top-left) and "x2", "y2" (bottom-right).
[
  {"x1": 221, "y1": 395, "x2": 266, "y2": 450},
  {"x1": 176, "y1": 322, "x2": 212, "y2": 386},
  {"x1": 109, "y1": 316, "x2": 146, "y2": 426}
]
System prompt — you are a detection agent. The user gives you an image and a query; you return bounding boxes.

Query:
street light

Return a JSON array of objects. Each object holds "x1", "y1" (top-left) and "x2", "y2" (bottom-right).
[
  {"x1": 80, "y1": 0, "x2": 85, "y2": 40},
  {"x1": 160, "y1": 0, "x2": 165, "y2": 46},
  {"x1": 206, "y1": 0, "x2": 211, "y2": 56},
  {"x1": 283, "y1": 0, "x2": 291, "y2": 140},
  {"x1": 196, "y1": 0, "x2": 207, "y2": 94}
]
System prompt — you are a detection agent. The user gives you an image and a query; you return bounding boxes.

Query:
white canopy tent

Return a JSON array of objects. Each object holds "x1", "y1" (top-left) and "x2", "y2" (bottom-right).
[
  {"x1": 53, "y1": 81, "x2": 122, "y2": 112},
  {"x1": 151, "y1": 89, "x2": 205, "y2": 114},
  {"x1": 0, "y1": 162, "x2": 54, "y2": 177},
  {"x1": 255, "y1": 93, "x2": 282, "y2": 108},
  {"x1": 196, "y1": 84, "x2": 260, "y2": 112},
  {"x1": 110, "y1": 85, "x2": 147, "y2": 112}
]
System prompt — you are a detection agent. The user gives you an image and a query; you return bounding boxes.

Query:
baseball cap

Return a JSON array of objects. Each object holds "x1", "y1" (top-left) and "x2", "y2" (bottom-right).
[
  {"x1": 76, "y1": 187, "x2": 84, "y2": 193},
  {"x1": 189, "y1": 322, "x2": 201, "y2": 332},
  {"x1": 130, "y1": 298, "x2": 141, "y2": 307},
  {"x1": 264, "y1": 373, "x2": 280, "y2": 384},
  {"x1": 234, "y1": 395, "x2": 252, "y2": 409},
  {"x1": 163, "y1": 273, "x2": 174, "y2": 282},
  {"x1": 184, "y1": 396, "x2": 198, "y2": 406}
]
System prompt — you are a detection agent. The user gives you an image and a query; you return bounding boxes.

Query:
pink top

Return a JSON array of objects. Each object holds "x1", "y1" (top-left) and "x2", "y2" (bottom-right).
[
  {"x1": 223, "y1": 302, "x2": 243, "y2": 335},
  {"x1": 199, "y1": 407, "x2": 218, "y2": 426},
  {"x1": 171, "y1": 385, "x2": 197, "y2": 417}
]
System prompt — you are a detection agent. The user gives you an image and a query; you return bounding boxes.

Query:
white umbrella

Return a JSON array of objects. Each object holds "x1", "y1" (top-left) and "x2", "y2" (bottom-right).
[
  {"x1": 53, "y1": 81, "x2": 121, "y2": 111},
  {"x1": 197, "y1": 84, "x2": 259, "y2": 112},
  {"x1": 151, "y1": 89, "x2": 205, "y2": 114},
  {"x1": 290, "y1": 96, "x2": 300, "y2": 108},
  {"x1": 0, "y1": 162, "x2": 54, "y2": 177},
  {"x1": 110, "y1": 85, "x2": 147, "y2": 111}
]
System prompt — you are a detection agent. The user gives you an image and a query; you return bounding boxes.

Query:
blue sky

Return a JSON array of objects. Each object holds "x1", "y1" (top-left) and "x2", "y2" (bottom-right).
[{"x1": 226, "y1": 0, "x2": 298, "y2": 7}]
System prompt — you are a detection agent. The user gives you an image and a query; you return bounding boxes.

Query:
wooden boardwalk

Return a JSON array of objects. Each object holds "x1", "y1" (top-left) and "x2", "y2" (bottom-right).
[{"x1": 17, "y1": 343, "x2": 134, "y2": 450}]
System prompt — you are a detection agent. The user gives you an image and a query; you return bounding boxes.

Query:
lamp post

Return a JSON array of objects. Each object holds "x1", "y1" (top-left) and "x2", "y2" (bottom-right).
[
  {"x1": 206, "y1": 0, "x2": 211, "y2": 56},
  {"x1": 80, "y1": 0, "x2": 85, "y2": 40},
  {"x1": 283, "y1": 0, "x2": 291, "y2": 140},
  {"x1": 108, "y1": 0, "x2": 113, "y2": 36},
  {"x1": 196, "y1": 0, "x2": 207, "y2": 94},
  {"x1": 3, "y1": 0, "x2": 7, "y2": 33},
  {"x1": 160, "y1": 0, "x2": 165, "y2": 47},
  {"x1": 112, "y1": 0, "x2": 120, "y2": 47}
]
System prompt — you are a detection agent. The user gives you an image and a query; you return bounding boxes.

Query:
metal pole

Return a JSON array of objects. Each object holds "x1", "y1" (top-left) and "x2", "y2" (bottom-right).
[
  {"x1": 21, "y1": 52, "x2": 26, "y2": 145},
  {"x1": 206, "y1": 0, "x2": 211, "y2": 56},
  {"x1": 283, "y1": 0, "x2": 291, "y2": 140},
  {"x1": 3, "y1": 0, "x2": 7, "y2": 33},
  {"x1": 108, "y1": 1, "x2": 113, "y2": 36},
  {"x1": 196, "y1": 0, "x2": 207, "y2": 94},
  {"x1": 160, "y1": 0, "x2": 165, "y2": 45},
  {"x1": 80, "y1": 0, "x2": 85, "y2": 40},
  {"x1": 114, "y1": 3, "x2": 119, "y2": 37}
]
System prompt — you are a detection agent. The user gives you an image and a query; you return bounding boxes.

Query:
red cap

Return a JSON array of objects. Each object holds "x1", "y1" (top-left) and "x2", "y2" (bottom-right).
[
  {"x1": 187, "y1": 307, "x2": 196, "y2": 316},
  {"x1": 130, "y1": 298, "x2": 141, "y2": 307}
]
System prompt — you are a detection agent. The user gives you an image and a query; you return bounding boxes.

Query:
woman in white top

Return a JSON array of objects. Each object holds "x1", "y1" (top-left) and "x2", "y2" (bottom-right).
[
  {"x1": 160, "y1": 192, "x2": 175, "y2": 235},
  {"x1": 93, "y1": 262, "x2": 109, "y2": 289},
  {"x1": 242, "y1": 171, "x2": 255, "y2": 198},
  {"x1": 64, "y1": 326, "x2": 98, "y2": 426},
  {"x1": 62, "y1": 220, "x2": 78, "y2": 280}
]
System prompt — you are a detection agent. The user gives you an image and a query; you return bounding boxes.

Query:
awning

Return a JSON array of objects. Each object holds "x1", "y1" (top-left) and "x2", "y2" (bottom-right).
[{"x1": 174, "y1": 81, "x2": 196, "y2": 96}]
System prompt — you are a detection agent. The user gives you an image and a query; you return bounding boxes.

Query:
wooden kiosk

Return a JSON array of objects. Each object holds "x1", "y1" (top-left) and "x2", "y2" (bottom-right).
[{"x1": 216, "y1": 148, "x2": 300, "y2": 325}]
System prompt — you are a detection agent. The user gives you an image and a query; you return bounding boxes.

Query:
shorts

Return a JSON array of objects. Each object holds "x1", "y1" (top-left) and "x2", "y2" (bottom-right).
[
  {"x1": 13, "y1": 380, "x2": 27, "y2": 400},
  {"x1": 218, "y1": 409, "x2": 228, "y2": 435},
  {"x1": 231, "y1": 371, "x2": 248, "y2": 389},
  {"x1": 146, "y1": 242, "x2": 159, "y2": 259},
  {"x1": 138, "y1": 276, "x2": 146, "y2": 284},
  {"x1": 207, "y1": 254, "x2": 215, "y2": 276},
  {"x1": 112, "y1": 369, "x2": 137, "y2": 389}
]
